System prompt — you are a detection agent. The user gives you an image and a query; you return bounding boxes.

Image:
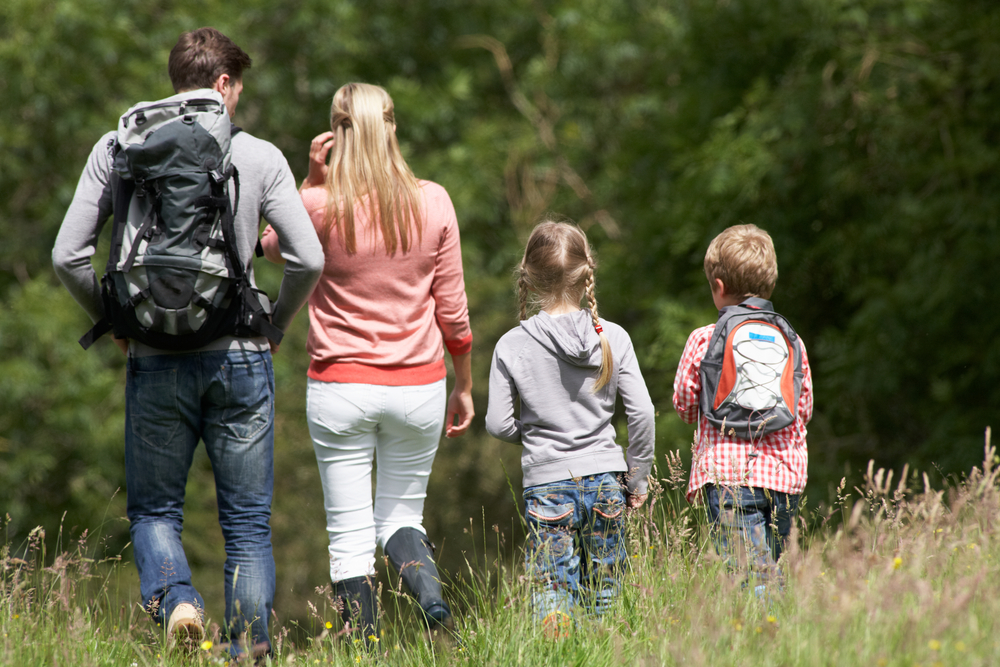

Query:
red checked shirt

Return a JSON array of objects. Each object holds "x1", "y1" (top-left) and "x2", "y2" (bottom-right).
[{"x1": 673, "y1": 323, "x2": 813, "y2": 502}]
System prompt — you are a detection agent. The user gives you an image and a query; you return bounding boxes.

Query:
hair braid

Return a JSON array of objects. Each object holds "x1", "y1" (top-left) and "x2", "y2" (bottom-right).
[
  {"x1": 517, "y1": 264, "x2": 531, "y2": 321},
  {"x1": 585, "y1": 260, "x2": 614, "y2": 391}
]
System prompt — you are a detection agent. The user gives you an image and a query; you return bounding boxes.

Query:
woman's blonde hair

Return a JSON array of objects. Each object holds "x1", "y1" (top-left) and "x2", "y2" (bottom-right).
[
  {"x1": 323, "y1": 83, "x2": 423, "y2": 254},
  {"x1": 517, "y1": 219, "x2": 613, "y2": 391}
]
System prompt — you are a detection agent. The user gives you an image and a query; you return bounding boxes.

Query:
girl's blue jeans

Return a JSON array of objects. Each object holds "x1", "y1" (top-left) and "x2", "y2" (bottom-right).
[
  {"x1": 523, "y1": 472, "x2": 626, "y2": 619},
  {"x1": 125, "y1": 349, "x2": 276, "y2": 653},
  {"x1": 703, "y1": 484, "x2": 800, "y2": 586}
]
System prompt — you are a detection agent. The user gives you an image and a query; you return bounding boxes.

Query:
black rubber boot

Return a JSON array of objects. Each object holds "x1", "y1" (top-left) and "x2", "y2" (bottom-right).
[
  {"x1": 384, "y1": 527, "x2": 453, "y2": 632},
  {"x1": 332, "y1": 575, "x2": 378, "y2": 644}
]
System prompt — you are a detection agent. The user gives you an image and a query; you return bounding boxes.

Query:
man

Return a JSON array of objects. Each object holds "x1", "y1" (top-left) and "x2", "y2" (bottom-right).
[{"x1": 52, "y1": 27, "x2": 324, "y2": 657}]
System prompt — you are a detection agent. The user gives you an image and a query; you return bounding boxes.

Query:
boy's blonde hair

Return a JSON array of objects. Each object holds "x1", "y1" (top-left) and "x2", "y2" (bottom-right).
[
  {"x1": 323, "y1": 83, "x2": 423, "y2": 255},
  {"x1": 518, "y1": 219, "x2": 613, "y2": 391},
  {"x1": 703, "y1": 224, "x2": 778, "y2": 299}
]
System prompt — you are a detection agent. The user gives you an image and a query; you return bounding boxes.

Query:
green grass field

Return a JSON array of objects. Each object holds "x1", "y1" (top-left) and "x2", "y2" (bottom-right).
[{"x1": 3, "y1": 430, "x2": 997, "y2": 666}]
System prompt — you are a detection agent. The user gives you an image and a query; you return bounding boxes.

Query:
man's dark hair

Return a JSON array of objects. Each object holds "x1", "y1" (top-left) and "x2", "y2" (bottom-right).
[{"x1": 168, "y1": 27, "x2": 252, "y2": 92}]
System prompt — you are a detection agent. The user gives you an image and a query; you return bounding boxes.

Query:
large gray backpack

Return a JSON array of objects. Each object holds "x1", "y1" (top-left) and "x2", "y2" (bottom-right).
[
  {"x1": 80, "y1": 89, "x2": 281, "y2": 350},
  {"x1": 698, "y1": 297, "x2": 804, "y2": 440}
]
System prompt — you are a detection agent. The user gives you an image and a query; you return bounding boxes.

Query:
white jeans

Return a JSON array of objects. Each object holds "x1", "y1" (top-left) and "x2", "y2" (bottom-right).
[{"x1": 306, "y1": 378, "x2": 446, "y2": 582}]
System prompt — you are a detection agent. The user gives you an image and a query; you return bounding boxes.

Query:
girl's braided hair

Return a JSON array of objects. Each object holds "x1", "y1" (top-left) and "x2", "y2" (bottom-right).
[{"x1": 516, "y1": 219, "x2": 613, "y2": 391}]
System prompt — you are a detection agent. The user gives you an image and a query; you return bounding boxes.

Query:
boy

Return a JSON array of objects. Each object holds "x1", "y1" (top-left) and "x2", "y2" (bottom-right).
[{"x1": 672, "y1": 224, "x2": 812, "y2": 590}]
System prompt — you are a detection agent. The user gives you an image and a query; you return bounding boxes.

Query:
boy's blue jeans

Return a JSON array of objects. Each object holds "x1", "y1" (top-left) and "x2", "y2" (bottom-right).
[
  {"x1": 703, "y1": 484, "x2": 799, "y2": 585},
  {"x1": 125, "y1": 349, "x2": 276, "y2": 652},
  {"x1": 523, "y1": 473, "x2": 626, "y2": 619}
]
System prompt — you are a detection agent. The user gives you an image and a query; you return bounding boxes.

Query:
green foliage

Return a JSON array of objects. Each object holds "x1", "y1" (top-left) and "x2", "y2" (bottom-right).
[
  {"x1": 0, "y1": 278, "x2": 127, "y2": 542},
  {"x1": 2, "y1": 0, "x2": 998, "y2": 635}
]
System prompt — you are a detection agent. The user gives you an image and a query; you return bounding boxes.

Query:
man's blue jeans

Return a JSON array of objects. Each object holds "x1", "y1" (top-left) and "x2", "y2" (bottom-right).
[
  {"x1": 523, "y1": 473, "x2": 626, "y2": 619},
  {"x1": 125, "y1": 349, "x2": 276, "y2": 651},
  {"x1": 703, "y1": 484, "x2": 800, "y2": 586}
]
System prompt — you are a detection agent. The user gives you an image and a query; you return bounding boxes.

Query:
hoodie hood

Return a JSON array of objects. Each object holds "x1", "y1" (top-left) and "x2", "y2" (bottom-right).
[{"x1": 519, "y1": 310, "x2": 602, "y2": 369}]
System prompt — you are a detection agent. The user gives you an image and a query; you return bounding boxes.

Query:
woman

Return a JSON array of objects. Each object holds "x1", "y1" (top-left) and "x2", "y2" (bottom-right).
[{"x1": 261, "y1": 83, "x2": 473, "y2": 640}]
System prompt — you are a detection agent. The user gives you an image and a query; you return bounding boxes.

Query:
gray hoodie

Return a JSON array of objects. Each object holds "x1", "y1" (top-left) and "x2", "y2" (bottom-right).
[{"x1": 486, "y1": 309, "x2": 655, "y2": 495}]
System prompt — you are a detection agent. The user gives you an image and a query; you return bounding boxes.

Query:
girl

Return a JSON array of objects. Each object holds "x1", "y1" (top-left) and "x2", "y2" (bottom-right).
[
  {"x1": 261, "y1": 83, "x2": 473, "y2": 641},
  {"x1": 485, "y1": 220, "x2": 654, "y2": 634}
]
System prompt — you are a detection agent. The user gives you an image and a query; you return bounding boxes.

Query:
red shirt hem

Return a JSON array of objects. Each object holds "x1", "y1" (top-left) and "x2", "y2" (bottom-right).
[{"x1": 307, "y1": 360, "x2": 447, "y2": 386}]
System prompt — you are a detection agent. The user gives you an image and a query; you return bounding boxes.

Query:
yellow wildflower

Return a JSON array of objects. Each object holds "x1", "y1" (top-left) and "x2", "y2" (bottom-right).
[
  {"x1": 325, "y1": 621, "x2": 333, "y2": 629},
  {"x1": 200, "y1": 640, "x2": 213, "y2": 651},
  {"x1": 893, "y1": 557, "x2": 902, "y2": 570},
  {"x1": 928, "y1": 639, "x2": 941, "y2": 651},
  {"x1": 955, "y1": 641, "x2": 966, "y2": 652},
  {"x1": 766, "y1": 615, "x2": 777, "y2": 624}
]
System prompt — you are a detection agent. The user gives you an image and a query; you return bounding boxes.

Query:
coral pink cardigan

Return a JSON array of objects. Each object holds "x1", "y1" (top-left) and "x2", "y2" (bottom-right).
[{"x1": 261, "y1": 180, "x2": 472, "y2": 386}]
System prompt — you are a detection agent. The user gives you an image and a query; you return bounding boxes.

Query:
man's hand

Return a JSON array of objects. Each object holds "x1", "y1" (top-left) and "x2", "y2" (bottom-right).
[{"x1": 113, "y1": 336, "x2": 129, "y2": 356}]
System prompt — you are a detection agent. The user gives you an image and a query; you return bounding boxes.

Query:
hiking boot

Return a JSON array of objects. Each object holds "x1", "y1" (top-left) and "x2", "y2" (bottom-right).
[
  {"x1": 423, "y1": 603, "x2": 458, "y2": 648},
  {"x1": 384, "y1": 527, "x2": 455, "y2": 633},
  {"x1": 333, "y1": 575, "x2": 379, "y2": 646},
  {"x1": 167, "y1": 602, "x2": 204, "y2": 650}
]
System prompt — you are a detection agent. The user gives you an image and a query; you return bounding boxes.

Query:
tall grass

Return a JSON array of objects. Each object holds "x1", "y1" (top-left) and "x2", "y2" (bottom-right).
[{"x1": 3, "y1": 429, "x2": 998, "y2": 665}]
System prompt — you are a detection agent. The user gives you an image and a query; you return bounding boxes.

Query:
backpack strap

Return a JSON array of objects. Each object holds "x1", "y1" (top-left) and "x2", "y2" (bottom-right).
[
  {"x1": 81, "y1": 167, "x2": 133, "y2": 350},
  {"x1": 231, "y1": 164, "x2": 240, "y2": 220},
  {"x1": 121, "y1": 203, "x2": 157, "y2": 273},
  {"x1": 106, "y1": 169, "x2": 133, "y2": 274},
  {"x1": 79, "y1": 319, "x2": 113, "y2": 350},
  {"x1": 242, "y1": 295, "x2": 284, "y2": 343}
]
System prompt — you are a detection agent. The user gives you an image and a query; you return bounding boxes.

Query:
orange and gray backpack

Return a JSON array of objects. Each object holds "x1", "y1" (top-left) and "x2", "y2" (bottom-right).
[{"x1": 698, "y1": 297, "x2": 804, "y2": 440}]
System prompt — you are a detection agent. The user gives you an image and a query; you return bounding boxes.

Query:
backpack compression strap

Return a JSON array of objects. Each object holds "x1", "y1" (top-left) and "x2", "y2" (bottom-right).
[
  {"x1": 79, "y1": 318, "x2": 113, "y2": 350},
  {"x1": 80, "y1": 170, "x2": 136, "y2": 350}
]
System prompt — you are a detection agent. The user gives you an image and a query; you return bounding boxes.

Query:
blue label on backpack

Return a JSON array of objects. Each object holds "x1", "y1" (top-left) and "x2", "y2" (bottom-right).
[{"x1": 748, "y1": 331, "x2": 776, "y2": 343}]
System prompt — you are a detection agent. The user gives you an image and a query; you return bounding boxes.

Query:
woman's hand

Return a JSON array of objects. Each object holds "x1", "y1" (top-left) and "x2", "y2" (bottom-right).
[
  {"x1": 445, "y1": 387, "x2": 474, "y2": 438},
  {"x1": 303, "y1": 131, "x2": 335, "y2": 189},
  {"x1": 445, "y1": 351, "x2": 474, "y2": 437}
]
